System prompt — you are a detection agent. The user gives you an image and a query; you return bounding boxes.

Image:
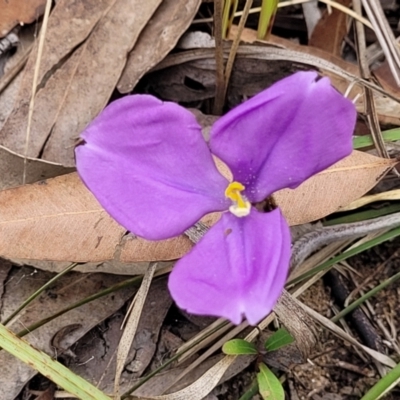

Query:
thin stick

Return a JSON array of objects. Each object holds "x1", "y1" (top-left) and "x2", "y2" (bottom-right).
[
  {"x1": 23, "y1": 0, "x2": 52, "y2": 184},
  {"x1": 222, "y1": 0, "x2": 254, "y2": 102},
  {"x1": 353, "y1": 0, "x2": 389, "y2": 160},
  {"x1": 213, "y1": 0, "x2": 225, "y2": 115}
]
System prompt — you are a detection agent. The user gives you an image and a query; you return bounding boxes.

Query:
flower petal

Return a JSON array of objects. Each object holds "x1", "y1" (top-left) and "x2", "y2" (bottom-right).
[
  {"x1": 76, "y1": 95, "x2": 230, "y2": 240},
  {"x1": 209, "y1": 71, "x2": 356, "y2": 202},
  {"x1": 168, "y1": 208, "x2": 291, "y2": 325}
]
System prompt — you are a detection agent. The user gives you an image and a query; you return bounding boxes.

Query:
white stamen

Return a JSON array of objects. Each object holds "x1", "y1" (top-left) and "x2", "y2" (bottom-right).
[{"x1": 229, "y1": 201, "x2": 251, "y2": 217}]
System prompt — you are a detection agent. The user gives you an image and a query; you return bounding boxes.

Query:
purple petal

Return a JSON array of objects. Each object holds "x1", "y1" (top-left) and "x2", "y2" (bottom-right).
[
  {"x1": 209, "y1": 71, "x2": 356, "y2": 202},
  {"x1": 76, "y1": 95, "x2": 230, "y2": 240},
  {"x1": 168, "y1": 208, "x2": 291, "y2": 325}
]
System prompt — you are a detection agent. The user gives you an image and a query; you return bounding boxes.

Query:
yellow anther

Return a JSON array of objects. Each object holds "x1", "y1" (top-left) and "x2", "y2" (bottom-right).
[
  {"x1": 225, "y1": 181, "x2": 251, "y2": 217},
  {"x1": 225, "y1": 182, "x2": 246, "y2": 206}
]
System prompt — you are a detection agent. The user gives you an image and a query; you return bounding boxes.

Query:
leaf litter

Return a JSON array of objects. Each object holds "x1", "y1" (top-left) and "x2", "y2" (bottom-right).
[{"x1": 1, "y1": 0, "x2": 400, "y2": 399}]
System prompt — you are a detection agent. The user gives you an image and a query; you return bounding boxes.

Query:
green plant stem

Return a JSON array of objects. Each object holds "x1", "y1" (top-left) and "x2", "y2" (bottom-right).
[
  {"x1": 222, "y1": 0, "x2": 238, "y2": 38},
  {"x1": 361, "y1": 362, "x2": 400, "y2": 400},
  {"x1": 332, "y1": 270, "x2": 400, "y2": 323},
  {"x1": 353, "y1": 128, "x2": 400, "y2": 149},
  {"x1": 257, "y1": 0, "x2": 278, "y2": 39},
  {"x1": 2, "y1": 263, "x2": 78, "y2": 325}
]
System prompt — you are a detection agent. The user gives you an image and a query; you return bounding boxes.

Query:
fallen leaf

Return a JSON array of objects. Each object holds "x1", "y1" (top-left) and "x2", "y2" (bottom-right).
[
  {"x1": 0, "y1": 145, "x2": 73, "y2": 190},
  {"x1": 70, "y1": 278, "x2": 171, "y2": 394},
  {"x1": 0, "y1": 151, "x2": 394, "y2": 265},
  {"x1": 273, "y1": 151, "x2": 397, "y2": 226},
  {"x1": 0, "y1": 0, "x2": 46, "y2": 37},
  {"x1": 41, "y1": 0, "x2": 163, "y2": 166},
  {"x1": 117, "y1": 0, "x2": 201, "y2": 93},
  {"x1": 0, "y1": 172, "x2": 194, "y2": 263},
  {"x1": 0, "y1": 265, "x2": 136, "y2": 400},
  {"x1": 0, "y1": 0, "x2": 202, "y2": 168},
  {"x1": 309, "y1": 0, "x2": 351, "y2": 56},
  {"x1": 337, "y1": 188, "x2": 400, "y2": 212},
  {"x1": 0, "y1": 0, "x2": 116, "y2": 158}
]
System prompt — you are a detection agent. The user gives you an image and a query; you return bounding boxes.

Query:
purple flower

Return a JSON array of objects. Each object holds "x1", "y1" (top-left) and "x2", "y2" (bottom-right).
[{"x1": 75, "y1": 72, "x2": 356, "y2": 325}]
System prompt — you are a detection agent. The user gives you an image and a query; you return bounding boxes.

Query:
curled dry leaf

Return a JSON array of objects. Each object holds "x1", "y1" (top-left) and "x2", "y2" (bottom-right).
[
  {"x1": 0, "y1": 151, "x2": 394, "y2": 265},
  {"x1": 273, "y1": 151, "x2": 397, "y2": 226},
  {"x1": 338, "y1": 189, "x2": 400, "y2": 212},
  {"x1": 117, "y1": 0, "x2": 202, "y2": 93},
  {"x1": 114, "y1": 263, "x2": 157, "y2": 397},
  {"x1": 0, "y1": 0, "x2": 46, "y2": 37},
  {"x1": 273, "y1": 290, "x2": 318, "y2": 357}
]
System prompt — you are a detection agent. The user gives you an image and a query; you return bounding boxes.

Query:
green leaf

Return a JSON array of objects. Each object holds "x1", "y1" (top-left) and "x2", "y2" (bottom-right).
[
  {"x1": 265, "y1": 328, "x2": 295, "y2": 352},
  {"x1": 257, "y1": 0, "x2": 279, "y2": 39},
  {"x1": 257, "y1": 362, "x2": 285, "y2": 400},
  {"x1": 353, "y1": 128, "x2": 400, "y2": 149},
  {"x1": 361, "y1": 362, "x2": 400, "y2": 400},
  {"x1": 222, "y1": 339, "x2": 258, "y2": 355}
]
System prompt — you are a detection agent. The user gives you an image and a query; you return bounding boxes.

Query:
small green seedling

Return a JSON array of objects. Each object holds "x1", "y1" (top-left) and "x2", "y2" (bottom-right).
[
  {"x1": 222, "y1": 338, "x2": 258, "y2": 355},
  {"x1": 257, "y1": 362, "x2": 285, "y2": 400},
  {"x1": 264, "y1": 327, "x2": 295, "y2": 352},
  {"x1": 222, "y1": 328, "x2": 295, "y2": 399}
]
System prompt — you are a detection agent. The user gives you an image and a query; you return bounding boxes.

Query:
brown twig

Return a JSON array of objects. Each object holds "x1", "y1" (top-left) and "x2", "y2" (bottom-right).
[{"x1": 213, "y1": 0, "x2": 225, "y2": 115}]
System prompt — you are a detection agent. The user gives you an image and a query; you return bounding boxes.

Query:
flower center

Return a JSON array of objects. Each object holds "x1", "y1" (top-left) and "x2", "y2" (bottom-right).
[{"x1": 225, "y1": 181, "x2": 251, "y2": 217}]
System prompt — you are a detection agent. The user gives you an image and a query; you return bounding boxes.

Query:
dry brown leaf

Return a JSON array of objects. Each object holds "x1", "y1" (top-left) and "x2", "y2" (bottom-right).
[
  {"x1": 0, "y1": 145, "x2": 73, "y2": 190},
  {"x1": 373, "y1": 59, "x2": 400, "y2": 97},
  {"x1": 117, "y1": 0, "x2": 201, "y2": 93},
  {"x1": 0, "y1": 0, "x2": 46, "y2": 37},
  {"x1": 0, "y1": 151, "x2": 395, "y2": 264},
  {"x1": 273, "y1": 151, "x2": 396, "y2": 226},
  {"x1": 0, "y1": 0, "x2": 115, "y2": 156},
  {"x1": 0, "y1": 0, "x2": 202, "y2": 168},
  {"x1": 41, "y1": 0, "x2": 163, "y2": 166},
  {"x1": 70, "y1": 278, "x2": 172, "y2": 394},
  {"x1": 309, "y1": 0, "x2": 351, "y2": 56},
  {"x1": 0, "y1": 0, "x2": 163, "y2": 167},
  {"x1": 0, "y1": 172, "x2": 194, "y2": 263}
]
